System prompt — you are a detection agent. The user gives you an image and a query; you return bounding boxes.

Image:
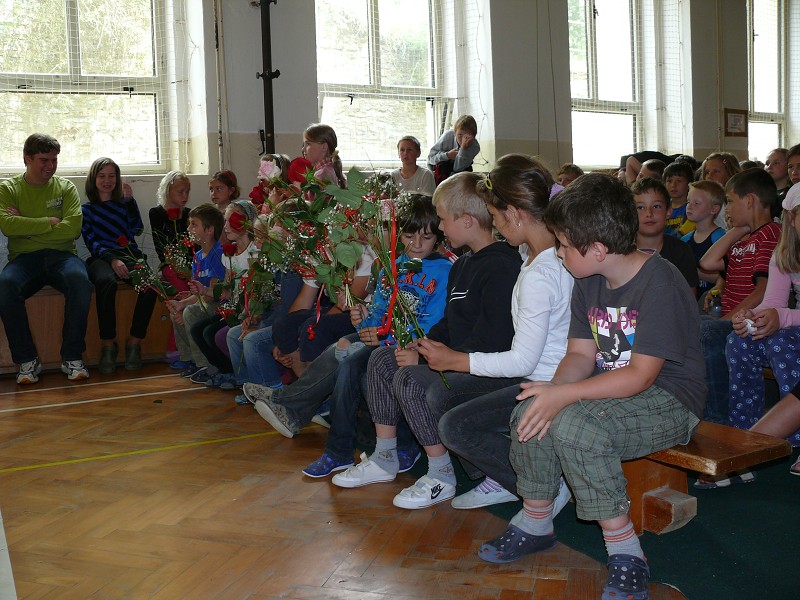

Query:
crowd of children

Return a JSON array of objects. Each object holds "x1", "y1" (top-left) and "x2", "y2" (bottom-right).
[{"x1": 8, "y1": 124, "x2": 800, "y2": 600}]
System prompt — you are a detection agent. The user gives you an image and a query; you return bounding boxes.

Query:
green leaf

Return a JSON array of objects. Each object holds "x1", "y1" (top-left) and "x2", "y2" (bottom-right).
[
  {"x1": 335, "y1": 241, "x2": 363, "y2": 269},
  {"x1": 360, "y1": 201, "x2": 378, "y2": 219}
]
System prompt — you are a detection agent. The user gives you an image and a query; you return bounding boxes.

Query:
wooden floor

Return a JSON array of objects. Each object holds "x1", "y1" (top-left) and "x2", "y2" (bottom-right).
[{"x1": 0, "y1": 364, "x2": 686, "y2": 599}]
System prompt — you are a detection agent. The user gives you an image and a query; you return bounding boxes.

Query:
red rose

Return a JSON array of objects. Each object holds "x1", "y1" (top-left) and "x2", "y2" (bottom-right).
[
  {"x1": 166, "y1": 207, "x2": 181, "y2": 220},
  {"x1": 116, "y1": 235, "x2": 129, "y2": 247},
  {"x1": 249, "y1": 185, "x2": 266, "y2": 206},
  {"x1": 228, "y1": 211, "x2": 246, "y2": 232},
  {"x1": 288, "y1": 157, "x2": 313, "y2": 184},
  {"x1": 222, "y1": 242, "x2": 237, "y2": 257}
]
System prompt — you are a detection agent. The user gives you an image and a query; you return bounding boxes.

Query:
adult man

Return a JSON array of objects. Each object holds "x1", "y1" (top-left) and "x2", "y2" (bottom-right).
[{"x1": 0, "y1": 133, "x2": 92, "y2": 383}]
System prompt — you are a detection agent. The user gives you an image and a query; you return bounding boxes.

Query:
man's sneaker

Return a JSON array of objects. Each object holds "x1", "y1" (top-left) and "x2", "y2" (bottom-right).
[
  {"x1": 302, "y1": 452, "x2": 355, "y2": 478},
  {"x1": 254, "y1": 396, "x2": 300, "y2": 438},
  {"x1": 189, "y1": 367, "x2": 211, "y2": 384},
  {"x1": 392, "y1": 475, "x2": 455, "y2": 510},
  {"x1": 397, "y1": 446, "x2": 422, "y2": 473},
  {"x1": 61, "y1": 360, "x2": 89, "y2": 381},
  {"x1": 332, "y1": 453, "x2": 396, "y2": 488},
  {"x1": 242, "y1": 382, "x2": 273, "y2": 405},
  {"x1": 451, "y1": 480, "x2": 518, "y2": 510},
  {"x1": 16, "y1": 358, "x2": 42, "y2": 385}
]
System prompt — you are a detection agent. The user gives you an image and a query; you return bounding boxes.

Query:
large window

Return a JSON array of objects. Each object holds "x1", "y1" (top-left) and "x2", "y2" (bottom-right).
[
  {"x1": 569, "y1": 0, "x2": 640, "y2": 166},
  {"x1": 747, "y1": 0, "x2": 784, "y2": 159},
  {"x1": 0, "y1": 0, "x2": 169, "y2": 173},
  {"x1": 315, "y1": 0, "x2": 441, "y2": 167}
]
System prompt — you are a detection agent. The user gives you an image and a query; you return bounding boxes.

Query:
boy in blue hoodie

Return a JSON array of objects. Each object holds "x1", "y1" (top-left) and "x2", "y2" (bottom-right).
[
  {"x1": 330, "y1": 172, "x2": 522, "y2": 508},
  {"x1": 245, "y1": 195, "x2": 453, "y2": 477}
]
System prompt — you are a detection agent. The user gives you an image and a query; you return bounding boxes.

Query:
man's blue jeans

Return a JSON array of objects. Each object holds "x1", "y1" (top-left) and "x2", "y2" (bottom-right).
[
  {"x1": 700, "y1": 315, "x2": 733, "y2": 424},
  {"x1": 0, "y1": 249, "x2": 92, "y2": 364}
]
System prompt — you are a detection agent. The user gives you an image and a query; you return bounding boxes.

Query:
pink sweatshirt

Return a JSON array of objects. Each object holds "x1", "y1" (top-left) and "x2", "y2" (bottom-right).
[{"x1": 754, "y1": 255, "x2": 800, "y2": 328}]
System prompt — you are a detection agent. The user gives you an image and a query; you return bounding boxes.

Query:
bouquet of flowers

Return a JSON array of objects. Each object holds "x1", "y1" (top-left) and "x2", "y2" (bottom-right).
[
  {"x1": 254, "y1": 160, "x2": 367, "y2": 307},
  {"x1": 161, "y1": 233, "x2": 196, "y2": 280},
  {"x1": 114, "y1": 235, "x2": 176, "y2": 300}
]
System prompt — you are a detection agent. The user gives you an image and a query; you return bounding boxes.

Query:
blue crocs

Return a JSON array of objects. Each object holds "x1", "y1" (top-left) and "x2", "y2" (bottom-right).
[
  {"x1": 478, "y1": 525, "x2": 557, "y2": 563},
  {"x1": 397, "y1": 446, "x2": 422, "y2": 473},
  {"x1": 602, "y1": 554, "x2": 650, "y2": 600},
  {"x1": 302, "y1": 452, "x2": 355, "y2": 478}
]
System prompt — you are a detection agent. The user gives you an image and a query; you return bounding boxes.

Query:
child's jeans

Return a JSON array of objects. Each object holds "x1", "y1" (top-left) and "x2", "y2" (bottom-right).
[{"x1": 700, "y1": 315, "x2": 733, "y2": 424}]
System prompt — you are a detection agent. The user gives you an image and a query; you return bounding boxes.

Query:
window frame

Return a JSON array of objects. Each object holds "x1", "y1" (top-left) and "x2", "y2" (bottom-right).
[
  {"x1": 569, "y1": 0, "x2": 643, "y2": 168},
  {"x1": 316, "y1": 0, "x2": 445, "y2": 168},
  {"x1": 746, "y1": 0, "x2": 785, "y2": 149},
  {"x1": 0, "y1": 0, "x2": 171, "y2": 175}
]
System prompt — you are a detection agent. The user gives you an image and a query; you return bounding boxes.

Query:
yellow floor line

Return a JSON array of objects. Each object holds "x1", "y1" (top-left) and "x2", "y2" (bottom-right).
[
  {"x1": 0, "y1": 387, "x2": 204, "y2": 413},
  {"x1": 0, "y1": 431, "x2": 274, "y2": 474},
  {"x1": 0, "y1": 373, "x2": 180, "y2": 397}
]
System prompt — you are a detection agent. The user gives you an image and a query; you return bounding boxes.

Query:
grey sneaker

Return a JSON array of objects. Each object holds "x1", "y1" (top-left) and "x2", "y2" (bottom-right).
[
  {"x1": 61, "y1": 359, "x2": 89, "y2": 381},
  {"x1": 242, "y1": 382, "x2": 273, "y2": 405},
  {"x1": 16, "y1": 358, "x2": 42, "y2": 385},
  {"x1": 254, "y1": 396, "x2": 300, "y2": 438}
]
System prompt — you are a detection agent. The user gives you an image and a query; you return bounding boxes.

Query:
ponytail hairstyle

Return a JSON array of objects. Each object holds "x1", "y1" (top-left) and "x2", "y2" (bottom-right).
[
  {"x1": 210, "y1": 169, "x2": 241, "y2": 200},
  {"x1": 477, "y1": 154, "x2": 550, "y2": 223},
  {"x1": 305, "y1": 123, "x2": 346, "y2": 188}
]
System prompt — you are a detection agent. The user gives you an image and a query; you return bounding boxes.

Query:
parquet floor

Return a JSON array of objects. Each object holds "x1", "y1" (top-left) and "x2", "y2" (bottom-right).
[{"x1": 0, "y1": 364, "x2": 686, "y2": 599}]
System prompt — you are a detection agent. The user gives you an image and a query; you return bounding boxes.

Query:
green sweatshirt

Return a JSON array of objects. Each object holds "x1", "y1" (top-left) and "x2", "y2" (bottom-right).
[{"x1": 0, "y1": 174, "x2": 83, "y2": 261}]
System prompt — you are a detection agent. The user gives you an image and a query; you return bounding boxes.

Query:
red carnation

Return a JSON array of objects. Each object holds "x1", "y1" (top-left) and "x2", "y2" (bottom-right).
[
  {"x1": 166, "y1": 207, "x2": 181, "y2": 220},
  {"x1": 116, "y1": 235, "x2": 129, "y2": 247},
  {"x1": 249, "y1": 184, "x2": 266, "y2": 206},
  {"x1": 288, "y1": 157, "x2": 313, "y2": 184},
  {"x1": 222, "y1": 242, "x2": 237, "y2": 257},
  {"x1": 228, "y1": 211, "x2": 246, "y2": 233}
]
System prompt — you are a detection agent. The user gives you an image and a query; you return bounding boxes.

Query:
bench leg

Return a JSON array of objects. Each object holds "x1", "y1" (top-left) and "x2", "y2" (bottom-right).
[{"x1": 622, "y1": 458, "x2": 694, "y2": 535}]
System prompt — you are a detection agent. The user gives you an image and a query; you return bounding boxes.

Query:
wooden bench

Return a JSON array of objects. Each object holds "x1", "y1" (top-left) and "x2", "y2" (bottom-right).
[
  {"x1": 622, "y1": 420, "x2": 792, "y2": 535},
  {"x1": 0, "y1": 284, "x2": 172, "y2": 374}
]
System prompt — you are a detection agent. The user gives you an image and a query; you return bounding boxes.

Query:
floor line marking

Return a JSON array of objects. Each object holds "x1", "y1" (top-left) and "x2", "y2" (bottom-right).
[
  {"x1": 0, "y1": 387, "x2": 203, "y2": 413},
  {"x1": 0, "y1": 373, "x2": 180, "y2": 397},
  {"x1": 0, "y1": 432, "x2": 274, "y2": 474}
]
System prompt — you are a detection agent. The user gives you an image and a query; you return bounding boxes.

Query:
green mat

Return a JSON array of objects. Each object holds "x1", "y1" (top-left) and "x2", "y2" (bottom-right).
[{"x1": 484, "y1": 449, "x2": 800, "y2": 600}]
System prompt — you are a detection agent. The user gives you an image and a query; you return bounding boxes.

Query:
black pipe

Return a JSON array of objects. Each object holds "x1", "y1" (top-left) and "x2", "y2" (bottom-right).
[{"x1": 257, "y1": 0, "x2": 280, "y2": 155}]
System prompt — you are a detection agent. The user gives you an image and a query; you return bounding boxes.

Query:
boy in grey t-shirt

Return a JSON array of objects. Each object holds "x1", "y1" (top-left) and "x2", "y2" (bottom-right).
[{"x1": 477, "y1": 174, "x2": 706, "y2": 600}]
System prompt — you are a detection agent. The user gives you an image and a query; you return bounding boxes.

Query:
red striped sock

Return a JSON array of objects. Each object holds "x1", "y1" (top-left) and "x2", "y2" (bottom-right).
[{"x1": 602, "y1": 521, "x2": 644, "y2": 560}]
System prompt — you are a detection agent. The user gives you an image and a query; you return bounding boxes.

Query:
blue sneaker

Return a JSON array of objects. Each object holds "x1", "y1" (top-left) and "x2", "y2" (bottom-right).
[
  {"x1": 171, "y1": 359, "x2": 191, "y2": 370},
  {"x1": 397, "y1": 446, "x2": 422, "y2": 473},
  {"x1": 234, "y1": 394, "x2": 251, "y2": 406},
  {"x1": 302, "y1": 452, "x2": 355, "y2": 478},
  {"x1": 205, "y1": 372, "x2": 235, "y2": 388}
]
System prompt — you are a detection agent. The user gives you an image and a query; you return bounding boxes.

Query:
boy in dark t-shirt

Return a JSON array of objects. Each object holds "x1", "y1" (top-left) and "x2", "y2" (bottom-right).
[{"x1": 477, "y1": 174, "x2": 705, "y2": 600}]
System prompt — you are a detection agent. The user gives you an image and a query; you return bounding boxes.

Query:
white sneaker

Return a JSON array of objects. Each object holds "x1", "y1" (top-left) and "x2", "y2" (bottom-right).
[
  {"x1": 552, "y1": 476, "x2": 573, "y2": 518},
  {"x1": 61, "y1": 359, "x2": 89, "y2": 381},
  {"x1": 243, "y1": 382, "x2": 272, "y2": 405},
  {"x1": 451, "y1": 482, "x2": 518, "y2": 510},
  {"x1": 16, "y1": 358, "x2": 42, "y2": 385},
  {"x1": 332, "y1": 453, "x2": 395, "y2": 489},
  {"x1": 392, "y1": 475, "x2": 456, "y2": 510}
]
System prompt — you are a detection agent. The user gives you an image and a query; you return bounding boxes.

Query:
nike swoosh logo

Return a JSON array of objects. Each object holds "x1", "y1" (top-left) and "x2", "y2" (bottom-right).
[{"x1": 431, "y1": 484, "x2": 443, "y2": 499}]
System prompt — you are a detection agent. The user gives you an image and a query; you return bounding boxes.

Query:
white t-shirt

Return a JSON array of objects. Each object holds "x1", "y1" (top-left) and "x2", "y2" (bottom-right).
[
  {"x1": 391, "y1": 167, "x2": 435, "y2": 196},
  {"x1": 469, "y1": 247, "x2": 573, "y2": 381}
]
